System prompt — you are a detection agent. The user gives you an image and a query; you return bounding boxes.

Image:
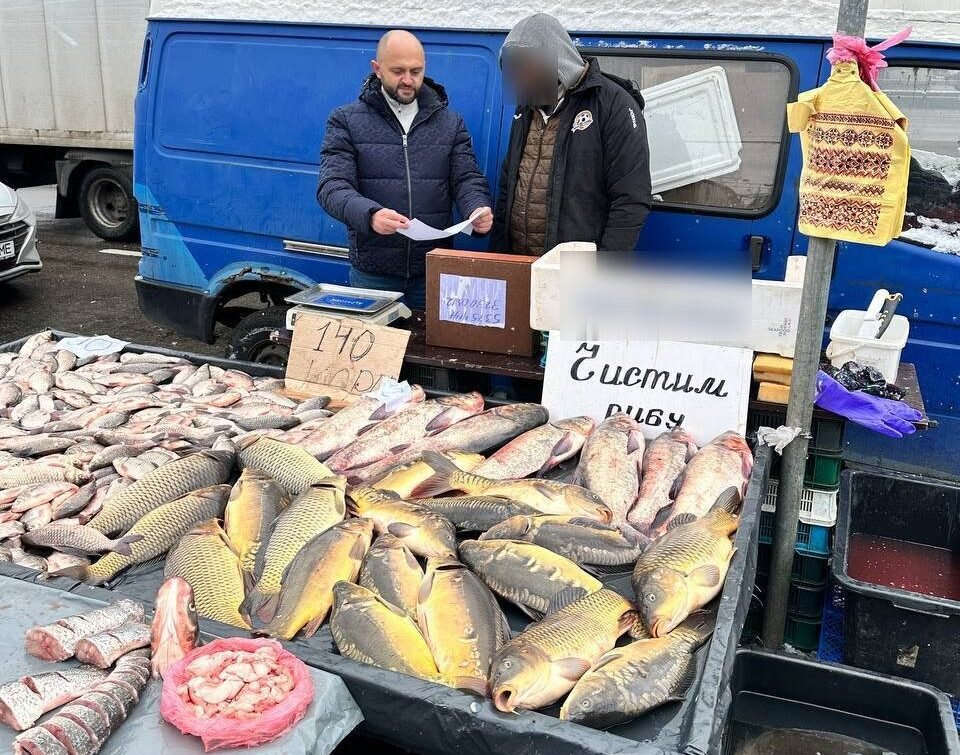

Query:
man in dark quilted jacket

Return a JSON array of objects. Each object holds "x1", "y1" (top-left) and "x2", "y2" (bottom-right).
[{"x1": 318, "y1": 30, "x2": 492, "y2": 309}]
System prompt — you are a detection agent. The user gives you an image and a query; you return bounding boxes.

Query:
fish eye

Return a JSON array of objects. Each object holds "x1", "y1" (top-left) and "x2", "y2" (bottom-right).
[
  {"x1": 502, "y1": 659, "x2": 512, "y2": 669},
  {"x1": 580, "y1": 699, "x2": 592, "y2": 709},
  {"x1": 646, "y1": 593, "x2": 658, "y2": 603},
  {"x1": 188, "y1": 601, "x2": 196, "y2": 612}
]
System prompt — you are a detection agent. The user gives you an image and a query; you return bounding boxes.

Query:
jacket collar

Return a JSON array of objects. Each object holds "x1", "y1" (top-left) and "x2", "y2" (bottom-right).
[
  {"x1": 566, "y1": 58, "x2": 604, "y2": 94},
  {"x1": 359, "y1": 73, "x2": 448, "y2": 119}
]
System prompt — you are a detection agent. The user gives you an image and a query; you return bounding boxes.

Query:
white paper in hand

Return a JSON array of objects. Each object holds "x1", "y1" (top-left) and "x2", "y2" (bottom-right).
[{"x1": 396, "y1": 207, "x2": 487, "y2": 241}]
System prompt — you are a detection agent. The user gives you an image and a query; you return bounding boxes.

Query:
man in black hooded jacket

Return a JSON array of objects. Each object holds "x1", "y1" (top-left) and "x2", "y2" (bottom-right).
[
  {"x1": 318, "y1": 30, "x2": 492, "y2": 309},
  {"x1": 491, "y1": 13, "x2": 652, "y2": 256}
]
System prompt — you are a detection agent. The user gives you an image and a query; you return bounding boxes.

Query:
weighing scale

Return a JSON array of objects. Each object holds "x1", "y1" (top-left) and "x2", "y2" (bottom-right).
[{"x1": 284, "y1": 284, "x2": 412, "y2": 330}]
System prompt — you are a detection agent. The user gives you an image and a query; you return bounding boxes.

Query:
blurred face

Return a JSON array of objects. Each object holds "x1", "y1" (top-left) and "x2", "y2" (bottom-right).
[
  {"x1": 502, "y1": 47, "x2": 559, "y2": 109},
  {"x1": 373, "y1": 32, "x2": 425, "y2": 105}
]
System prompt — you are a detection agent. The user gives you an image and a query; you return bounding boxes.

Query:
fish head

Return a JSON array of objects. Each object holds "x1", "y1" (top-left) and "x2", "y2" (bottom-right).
[
  {"x1": 339, "y1": 516, "x2": 376, "y2": 545},
  {"x1": 156, "y1": 576, "x2": 199, "y2": 644},
  {"x1": 713, "y1": 431, "x2": 753, "y2": 473},
  {"x1": 347, "y1": 485, "x2": 400, "y2": 514},
  {"x1": 667, "y1": 427, "x2": 700, "y2": 460},
  {"x1": 571, "y1": 490, "x2": 614, "y2": 524},
  {"x1": 479, "y1": 515, "x2": 532, "y2": 541},
  {"x1": 556, "y1": 415, "x2": 598, "y2": 438},
  {"x1": 559, "y1": 665, "x2": 624, "y2": 727},
  {"x1": 490, "y1": 643, "x2": 553, "y2": 713},
  {"x1": 637, "y1": 567, "x2": 690, "y2": 638}
]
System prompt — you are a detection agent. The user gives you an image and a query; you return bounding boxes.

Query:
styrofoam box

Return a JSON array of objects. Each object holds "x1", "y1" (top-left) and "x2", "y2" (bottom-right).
[
  {"x1": 644, "y1": 66, "x2": 743, "y2": 194},
  {"x1": 827, "y1": 310, "x2": 910, "y2": 383},
  {"x1": 530, "y1": 241, "x2": 597, "y2": 331},
  {"x1": 752, "y1": 279, "x2": 802, "y2": 358}
]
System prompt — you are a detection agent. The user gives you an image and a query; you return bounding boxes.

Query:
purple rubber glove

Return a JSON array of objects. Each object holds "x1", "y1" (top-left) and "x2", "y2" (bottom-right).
[{"x1": 814, "y1": 371, "x2": 922, "y2": 438}]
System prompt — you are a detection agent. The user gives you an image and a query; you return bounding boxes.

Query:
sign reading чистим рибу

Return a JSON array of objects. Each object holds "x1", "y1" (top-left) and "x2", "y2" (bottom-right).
[{"x1": 542, "y1": 339, "x2": 752, "y2": 445}]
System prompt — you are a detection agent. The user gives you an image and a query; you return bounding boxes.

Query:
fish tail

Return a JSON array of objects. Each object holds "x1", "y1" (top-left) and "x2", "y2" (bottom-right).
[
  {"x1": 709, "y1": 487, "x2": 742, "y2": 519},
  {"x1": 110, "y1": 533, "x2": 145, "y2": 556},
  {"x1": 241, "y1": 586, "x2": 280, "y2": 625},
  {"x1": 413, "y1": 451, "x2": 463, "y2": 498},
  {"x1": 48, "y1": 563, "x2": 92, "y2": 582}
]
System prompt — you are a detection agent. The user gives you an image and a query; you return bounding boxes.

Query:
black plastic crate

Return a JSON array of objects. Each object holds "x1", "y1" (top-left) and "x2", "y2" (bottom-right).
[
  {"x1": 767, "y1": 451, "x2": 842, "y2": 491},
  {"x1": 755, "y1": 573, "x2": 828, "y2": 618},
  {"x1": 834, "y1": 469, "x2": 960, "y2": 698},
  {"x1": 747, "y1": 403, "x2": 845, "y2": 455},
  {"x1": 722, "y1": 649, "x2": 960, "y2": 755},
  {"x1": 757, "y1": 542, "x2": 831, "y2": 585}
]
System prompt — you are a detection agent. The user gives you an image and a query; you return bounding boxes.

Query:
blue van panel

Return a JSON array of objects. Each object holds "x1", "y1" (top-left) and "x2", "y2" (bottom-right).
[
  {"x1": 136, "y1": 21, "x2": 506, "y2": 295},
  {"x1": 135, "y1": 21, "x2": 960, "y2": 438}
]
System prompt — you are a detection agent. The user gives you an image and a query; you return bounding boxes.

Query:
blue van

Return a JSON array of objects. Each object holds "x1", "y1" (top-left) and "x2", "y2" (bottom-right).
[{"x1": 133, "y1": 11, "x2": 960, "y2": 473}]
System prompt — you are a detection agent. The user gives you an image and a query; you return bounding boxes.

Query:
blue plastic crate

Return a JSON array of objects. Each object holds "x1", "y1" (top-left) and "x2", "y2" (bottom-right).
[
  {"x1": 817, "y1": 584, "x2": 845, "y2": 664},
  {"x1": 817, "y1": 583, "x2": 959, "y2": 731},
  {"x1": 759, "y1": 511, "x2": 833, "y2": 556}
]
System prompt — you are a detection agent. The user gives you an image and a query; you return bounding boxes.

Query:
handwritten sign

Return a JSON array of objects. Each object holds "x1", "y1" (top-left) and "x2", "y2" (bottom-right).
[
  {"x1": 438, "y1": 273, "x2": 506, "y2": 329},
  {"x1": 285, "y1": 312, "x2": 410, "y2": 402},
  {"x1": 541, "y1": 338, "x2": 752, "y2": 445}
]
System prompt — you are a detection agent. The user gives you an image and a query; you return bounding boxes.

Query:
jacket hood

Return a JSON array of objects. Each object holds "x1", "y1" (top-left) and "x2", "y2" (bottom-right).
[
  {"x1": 359, "y1": 73, "x2": 448, "y2": 109},
  {"x1": 501, "y1": 13, "x2": 587, "y2": 92}
]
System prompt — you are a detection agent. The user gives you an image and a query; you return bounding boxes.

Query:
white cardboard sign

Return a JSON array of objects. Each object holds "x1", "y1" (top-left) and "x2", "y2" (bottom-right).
[{"x1": 542, "y1": 338, "x2": 752, "y2": 446}]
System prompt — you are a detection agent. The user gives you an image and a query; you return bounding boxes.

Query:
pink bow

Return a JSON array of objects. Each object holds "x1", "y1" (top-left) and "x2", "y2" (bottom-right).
[{"x1": 827, "y1": 27, "x2": 912, "y2": 90}]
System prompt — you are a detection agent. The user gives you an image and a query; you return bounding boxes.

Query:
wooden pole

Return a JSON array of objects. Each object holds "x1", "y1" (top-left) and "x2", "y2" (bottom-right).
[{"x1": 761, "y1": 0, "x2": 869, "y2": 648}]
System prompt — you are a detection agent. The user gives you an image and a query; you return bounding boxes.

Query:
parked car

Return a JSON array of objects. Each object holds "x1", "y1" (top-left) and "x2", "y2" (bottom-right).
[{"x1": 0, "y1": 182, "x2": 40, "y2": 283}]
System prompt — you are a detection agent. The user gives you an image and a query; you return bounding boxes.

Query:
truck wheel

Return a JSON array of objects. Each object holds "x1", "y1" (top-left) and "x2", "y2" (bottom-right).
[
  {"x1": 78, "y1": 166, "x2": 140, "y2": 241},
  {"x1": 228, "y1": 306, "x2": 290, "y2": 366}
]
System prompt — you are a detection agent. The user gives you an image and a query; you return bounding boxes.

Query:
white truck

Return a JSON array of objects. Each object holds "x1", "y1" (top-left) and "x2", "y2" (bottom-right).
[{"x1": 0, "y1": 0, "x2": 148, "y2": 240}]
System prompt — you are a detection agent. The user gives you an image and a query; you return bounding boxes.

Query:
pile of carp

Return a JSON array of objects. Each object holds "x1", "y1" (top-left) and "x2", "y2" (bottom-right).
[{"x1": 0, "y1": 331, "x2": 756, "y2": 729}]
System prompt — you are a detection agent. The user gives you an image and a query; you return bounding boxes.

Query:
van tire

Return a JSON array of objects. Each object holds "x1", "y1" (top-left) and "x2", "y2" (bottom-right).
[
  {"x1": 228, "y1": 306, "x2": 290, "y2": 366},
  {"x1": 78, "y1": 166, "x2": 140, "y2": 241}
]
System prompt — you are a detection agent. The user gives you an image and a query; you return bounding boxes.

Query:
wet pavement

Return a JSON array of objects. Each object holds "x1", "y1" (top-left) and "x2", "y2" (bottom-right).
[{"x1": 0, "y1": 186, "x2": 226, "y2": 355}]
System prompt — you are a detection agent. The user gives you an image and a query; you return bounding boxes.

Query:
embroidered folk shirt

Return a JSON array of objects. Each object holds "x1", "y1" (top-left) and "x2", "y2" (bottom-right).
[{"x1": 787, "y1": 61, "x2": 910, "y2": 246}]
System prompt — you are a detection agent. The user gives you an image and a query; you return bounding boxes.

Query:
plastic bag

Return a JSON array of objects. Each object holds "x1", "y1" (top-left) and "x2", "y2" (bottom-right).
[{"x1": 160, "y1": 637, "x2": 314, "y2": 752}]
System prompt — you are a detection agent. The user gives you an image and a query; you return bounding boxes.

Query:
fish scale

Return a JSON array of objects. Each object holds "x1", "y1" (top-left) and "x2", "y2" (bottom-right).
[
  {"x1": 560, "y1": 618, "x2": 714, "y2": 727},
  {"x1": 82, "y1": 485, "x2": 230, "y2": 584},
  {"x1": 459, "y1": 539, "x2": 601, "y2": 618},
  {"x1": 241, "y1": 479, "x2": 347, "y2": 623},
  {"x1": 164, "y1": 521, "x2": 251, "y2": 629},
  {"x1": 236, "y1": 436, "x2": 335, "y2": 496},
  {"x1": 489, "y1": 588, "x2": 635, "y2": 712},
  {"x1": 358, "y1": 533, "x2": 423, "y2": 620},
  {"x1": 330, "y1": 581, "x2": 441, "y2": 683},
  {"x1": 86, "y1": 449, "x2": 232, "y2": 535},
  {"x1": 224, "y1": 468, "x2": 289, "y2": 579}
]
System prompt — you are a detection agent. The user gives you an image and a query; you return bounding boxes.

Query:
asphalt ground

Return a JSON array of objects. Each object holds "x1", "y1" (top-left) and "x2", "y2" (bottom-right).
[{"x1": 0, "y1": 186, "x2": 226, "y2": 356}]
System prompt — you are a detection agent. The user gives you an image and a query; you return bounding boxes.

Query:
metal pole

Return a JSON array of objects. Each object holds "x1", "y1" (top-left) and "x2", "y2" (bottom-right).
[{"x1": 761, "y1": 0, "x2": 869, "y2": 648}]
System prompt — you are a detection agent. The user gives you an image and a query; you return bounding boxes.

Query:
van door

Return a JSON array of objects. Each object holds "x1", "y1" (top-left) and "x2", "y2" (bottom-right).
[
  {"x1": 824, "y1": 43, "x2": 960, "y2": 475},
  {"x1": 574, "y1": 36, "x2": 824, "y2": 280}
]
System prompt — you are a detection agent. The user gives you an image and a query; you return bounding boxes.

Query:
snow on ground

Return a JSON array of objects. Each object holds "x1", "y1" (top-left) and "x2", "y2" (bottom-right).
[{"x1": 900, "y1": 215, "x2": 960, "y2": 254}]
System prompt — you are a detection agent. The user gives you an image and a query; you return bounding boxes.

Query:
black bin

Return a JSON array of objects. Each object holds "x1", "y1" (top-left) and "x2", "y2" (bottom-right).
[
  {"x1": 833, "y1": 469, "x2": 960, "y2": 697},
  {"x1": 721, "y1": 649, "x2": 960, "y2": 755}
]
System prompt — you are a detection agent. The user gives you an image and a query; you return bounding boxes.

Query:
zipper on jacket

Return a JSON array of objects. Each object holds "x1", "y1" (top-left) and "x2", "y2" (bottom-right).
[{"x1": 401, "y1": 132, "x2": 413, "y2": 281}]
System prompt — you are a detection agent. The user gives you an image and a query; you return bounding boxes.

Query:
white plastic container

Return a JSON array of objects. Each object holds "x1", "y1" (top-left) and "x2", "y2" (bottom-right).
[
  {"x1": 826, "y1": 309, "x2": 910, "y2": 382},
  {"x1": 751, "y1": 279, "x2": 802, "y2": 357},
  {"x1": 529, "y1": 241, "x2": 597, "y2": 331},
  {"x1": 643, "y1": 66, "x2": 743, "y2": 194}
]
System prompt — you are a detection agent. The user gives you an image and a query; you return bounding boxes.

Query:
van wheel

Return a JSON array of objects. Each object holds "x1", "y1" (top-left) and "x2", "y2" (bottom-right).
[
  {"x1": 228, "y1": 306, "x2": 290, "y2": 366},
  {"x1": 78, "y1": 166, "x2": 140, "y2": 241}
]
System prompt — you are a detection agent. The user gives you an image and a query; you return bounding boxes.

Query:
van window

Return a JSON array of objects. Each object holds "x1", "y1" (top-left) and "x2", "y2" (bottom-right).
[
  {"x1": 592, "y1": 54, "x2": 792, "y2": 214},
  {"x1": 878, "y1": 65, "x2": 960, "y2": 253}
]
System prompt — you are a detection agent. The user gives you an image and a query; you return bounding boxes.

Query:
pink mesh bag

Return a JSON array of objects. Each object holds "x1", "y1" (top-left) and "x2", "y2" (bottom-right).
[{"x1": 160, "y1": 637, "x2": 314, "y2": 752}]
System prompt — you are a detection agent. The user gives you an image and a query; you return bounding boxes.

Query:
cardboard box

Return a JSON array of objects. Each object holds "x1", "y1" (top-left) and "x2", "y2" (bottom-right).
[{"x1": 426, "y1": 249, "x2": 538, "y2": 357}]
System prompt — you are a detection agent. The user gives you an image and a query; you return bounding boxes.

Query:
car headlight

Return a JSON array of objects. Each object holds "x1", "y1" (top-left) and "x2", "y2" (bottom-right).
[{"x1": 9, "y1": 194, "x2": 34, "y2": 224}]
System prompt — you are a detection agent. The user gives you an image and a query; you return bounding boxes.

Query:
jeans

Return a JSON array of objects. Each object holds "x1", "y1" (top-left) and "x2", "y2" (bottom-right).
[{"x1": 349, "y1": 268, "x2": 426, "y2": 311}]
